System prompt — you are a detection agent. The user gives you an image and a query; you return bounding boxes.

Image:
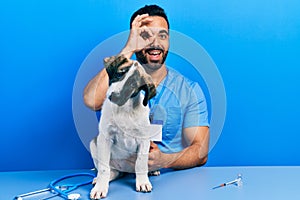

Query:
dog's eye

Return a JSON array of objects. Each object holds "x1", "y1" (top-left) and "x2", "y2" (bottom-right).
[
  {"x1": 118, "y1": 69, "x2": 126, "y2": 73},
  {"x1": 117, "y1": 66, "x2": 130, "y2": 74},
  {"x1": 114, "y1": 72, "x2": 125, "y2": 80},
  {"x1": 109, "y1": 66, "x2": 131, "y2": 85},
  {"x1": 130, "y1": 82, "x2": 137, "y2": 88}
]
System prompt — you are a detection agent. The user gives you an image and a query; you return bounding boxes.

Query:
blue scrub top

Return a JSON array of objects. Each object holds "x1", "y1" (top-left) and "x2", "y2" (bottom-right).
[{"x1": 149, "y1": 68, "x2": 209, "y2": 153}]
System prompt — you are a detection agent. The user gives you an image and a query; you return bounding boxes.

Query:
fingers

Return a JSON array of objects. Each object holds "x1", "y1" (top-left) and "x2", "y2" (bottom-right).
[
  {"x1": 123, "y1": 14, "x2": 155, "y2": 54},
  {"x1": 133, "y1": 14, "x2": 154, "y2": 42},
  {"x1": 148, "y1": 145, "x2": 159, "y2": 161},
  {"x1": 148, "y1": 151, "x2": 154, "y2": 160},
  {"x1": 148, "y1": 152, "x2": 159, "y2": 172},
  {"x1": 149, "y1": 141, "x2": 159, "y2": 152},
  {"x1": 132, "y1": 14, "x2": 153, "y2": 29},
  {"x1": 139, "y1": 25, "x2": 154, "y2": 41}
]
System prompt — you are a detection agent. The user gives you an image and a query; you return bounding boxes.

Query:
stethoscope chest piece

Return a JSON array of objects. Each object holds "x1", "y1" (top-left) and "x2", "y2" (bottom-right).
[{"x1": 67, "y1": 193, "x2": 81, "y2": 200}]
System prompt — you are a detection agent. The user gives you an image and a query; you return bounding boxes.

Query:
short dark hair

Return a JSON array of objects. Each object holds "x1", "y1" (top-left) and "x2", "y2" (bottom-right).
[{"x1": 130, "y1": 5, "x2": 169, "y2": 29}]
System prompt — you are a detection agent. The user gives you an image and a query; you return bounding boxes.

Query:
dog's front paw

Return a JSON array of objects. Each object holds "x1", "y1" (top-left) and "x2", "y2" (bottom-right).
[
  {"x1": 90, "y1": 182, "x2": 109, "y2": 199},
  {"x1": 136, "y1": 181, "x2": 152, "y2": 192},
  {"x1": 136, "y1": 175, "x2": 152, "y2": 192}
]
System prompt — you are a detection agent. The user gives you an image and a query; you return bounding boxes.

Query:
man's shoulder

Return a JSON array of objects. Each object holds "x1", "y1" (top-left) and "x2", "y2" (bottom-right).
[{"x1": 167, "y1": 67, "x2": 198, "y2": 88}]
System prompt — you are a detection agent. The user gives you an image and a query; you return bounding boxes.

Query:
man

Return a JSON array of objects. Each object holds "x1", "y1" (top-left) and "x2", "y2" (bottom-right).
[{"x1": 84, "y1": 5, "x2": 209, "y2": 171}]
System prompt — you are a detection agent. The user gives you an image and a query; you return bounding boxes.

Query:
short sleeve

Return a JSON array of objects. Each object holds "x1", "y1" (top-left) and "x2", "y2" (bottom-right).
[{"x1": 183, "y1": 82, "x2": 209, "y2": 128}]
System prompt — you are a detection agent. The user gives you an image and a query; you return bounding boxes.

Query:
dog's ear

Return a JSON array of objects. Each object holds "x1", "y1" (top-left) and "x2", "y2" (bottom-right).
[
  {"x1": 132, "y1": 61, "x2": 157, "y2": 106},
  {"x1": 104, "y1": 55, "x2": 129, "y2": 85},
  {"x1": 141, "y1": 83, "x2": 156, "y2": 106}
]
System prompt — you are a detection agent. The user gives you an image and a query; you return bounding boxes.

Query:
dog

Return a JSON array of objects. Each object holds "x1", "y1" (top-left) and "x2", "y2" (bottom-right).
[{"x1": 90, "y1": 55, "x2": 161, "y2": 199}]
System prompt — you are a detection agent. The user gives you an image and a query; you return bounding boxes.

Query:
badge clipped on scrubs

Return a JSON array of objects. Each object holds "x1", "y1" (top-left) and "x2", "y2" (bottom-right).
[{"x1": 148, "y1": 121, "x2": 163, "y2": 142}]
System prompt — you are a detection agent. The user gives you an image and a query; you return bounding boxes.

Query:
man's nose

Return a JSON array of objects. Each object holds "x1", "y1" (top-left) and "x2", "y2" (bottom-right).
[{"x1": 150, "y1": 35, "x2": 161, "y2": 46}]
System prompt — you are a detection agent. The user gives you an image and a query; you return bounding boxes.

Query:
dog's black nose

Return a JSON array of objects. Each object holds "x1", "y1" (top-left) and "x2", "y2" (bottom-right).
[{"x1": 108, "y1": 95, "x2": 112, "y2": 101}]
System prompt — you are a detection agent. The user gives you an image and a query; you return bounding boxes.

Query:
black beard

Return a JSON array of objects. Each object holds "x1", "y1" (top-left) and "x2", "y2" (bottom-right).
[{"x1": 135, "y1": 50, "x2": 168, "y2": 69}]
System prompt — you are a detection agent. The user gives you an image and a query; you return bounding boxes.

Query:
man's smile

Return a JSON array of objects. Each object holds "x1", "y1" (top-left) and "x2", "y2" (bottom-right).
[{"x1": 145, "y1": 47, "x2": 164, "y2": 62}]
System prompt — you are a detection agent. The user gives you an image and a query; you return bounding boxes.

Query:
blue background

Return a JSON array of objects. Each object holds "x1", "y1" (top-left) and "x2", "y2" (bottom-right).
[{"x1": 1, "y1": 0, "x2": 299, "y2": 171}]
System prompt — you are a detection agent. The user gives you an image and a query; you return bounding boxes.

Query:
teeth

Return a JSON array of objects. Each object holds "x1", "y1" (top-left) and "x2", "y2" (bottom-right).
[{"x1": 148, "y1": 50, "x2": 161, "y2": 55}]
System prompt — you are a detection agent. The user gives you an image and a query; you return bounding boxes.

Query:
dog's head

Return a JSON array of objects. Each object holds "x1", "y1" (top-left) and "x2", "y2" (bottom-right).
[{"x1": 104, "y1": 55, "x2": 156, "y2": 107}]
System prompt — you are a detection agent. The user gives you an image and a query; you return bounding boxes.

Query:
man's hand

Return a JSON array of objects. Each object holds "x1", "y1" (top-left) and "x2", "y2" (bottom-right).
[
  {"x1": 121, "y1": 14, "x2": 155, "y2": 58},
  {"x1": 148, "y1": 126, "x2": 209, "y2": 171},
  {"x1": 148, "y1": 142, "x2": 171, "y2": 171}
]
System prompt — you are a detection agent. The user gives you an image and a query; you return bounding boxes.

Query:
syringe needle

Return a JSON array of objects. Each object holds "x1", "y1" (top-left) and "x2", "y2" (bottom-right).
[{"x1": 212, "y1": 183, "x2": 226, "y2": 189}]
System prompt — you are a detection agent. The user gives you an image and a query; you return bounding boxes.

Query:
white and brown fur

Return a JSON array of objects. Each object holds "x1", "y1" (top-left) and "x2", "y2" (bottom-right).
[{"x1": 90, "y1": 55, "x2": 158, "y2": 199}]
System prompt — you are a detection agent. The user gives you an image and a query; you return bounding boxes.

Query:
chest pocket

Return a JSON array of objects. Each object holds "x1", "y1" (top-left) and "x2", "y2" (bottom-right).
[{"x1": 164, "y1": 107, "x2": 182, "y2": 144}]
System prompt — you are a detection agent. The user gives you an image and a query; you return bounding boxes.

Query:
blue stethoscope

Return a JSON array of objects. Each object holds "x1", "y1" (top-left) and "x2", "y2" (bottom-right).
[{"x1": 14, "y1": 172, "x2": 96, "y2": 200}]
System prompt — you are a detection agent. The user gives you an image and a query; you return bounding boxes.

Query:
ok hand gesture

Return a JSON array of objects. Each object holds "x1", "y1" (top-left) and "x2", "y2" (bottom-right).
[{"x1": 121, "y1": 14, "x2": 155, "y2": 58}]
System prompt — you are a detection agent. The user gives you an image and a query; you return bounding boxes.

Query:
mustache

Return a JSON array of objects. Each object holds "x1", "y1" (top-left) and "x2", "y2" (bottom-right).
[{"x1": 144, "y1": 46, "x2": 164, "y2": 53}]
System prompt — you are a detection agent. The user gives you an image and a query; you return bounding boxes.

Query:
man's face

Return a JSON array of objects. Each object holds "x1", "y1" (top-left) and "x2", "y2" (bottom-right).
[{"x1": 135, "y1": 16, "x2": 169, "y2": 72}]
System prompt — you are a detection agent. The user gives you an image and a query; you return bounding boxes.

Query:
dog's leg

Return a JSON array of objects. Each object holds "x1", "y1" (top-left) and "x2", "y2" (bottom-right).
[
  {"x1": 135, "y1": 140, "x2": 152, "y2": 192},
  {"x1": 90, "y1": 138, "x2": 121, "y2": 184},
  {"x1": 90, "y1": 134, "x2": 111, "y2": 199},
  {"x1": 90, "y1": 137, "x2": 99, "y2": 185},
  {"x1": 92, "y1": 170, "x2": 123, "y2": 185},
  {"x1": 90, "y1": 137, "x2": 99, "y2": 169}
]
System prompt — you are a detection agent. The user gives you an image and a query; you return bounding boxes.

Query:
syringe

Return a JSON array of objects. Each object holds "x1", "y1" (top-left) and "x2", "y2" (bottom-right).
[{"x1": 212, "y1": 174, "x2": 242, "y2": 189}]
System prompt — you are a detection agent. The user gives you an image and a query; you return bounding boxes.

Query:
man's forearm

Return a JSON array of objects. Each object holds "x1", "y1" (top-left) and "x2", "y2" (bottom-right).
[
  {"x1": 164, "y1": 144, "x2": 208, "y2": 170},
  {"x1": 119, "y1": 46, "x2": 135, "y2": 60},
  {"x1": 83, "y1": 69, "x2": 109, "y2": 110}
]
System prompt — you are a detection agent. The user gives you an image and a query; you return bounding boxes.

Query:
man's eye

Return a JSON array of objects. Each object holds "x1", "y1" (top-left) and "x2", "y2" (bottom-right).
[
  {"x1": 140, "y1": 30, "x2": 151, "y2": 40},
  {"x1": 159, "y1": 34, "x2": 167, "y2": 40}
]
